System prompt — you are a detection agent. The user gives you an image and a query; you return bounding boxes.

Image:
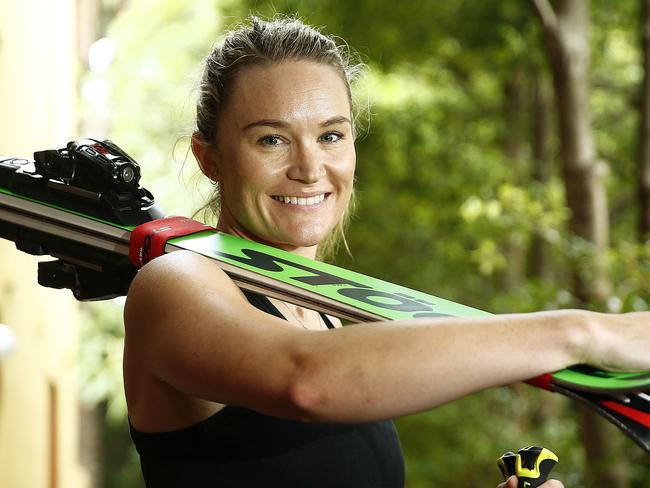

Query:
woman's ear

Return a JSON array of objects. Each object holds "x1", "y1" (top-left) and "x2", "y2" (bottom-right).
[{"x1": 191, "y1": 132, "x2": 219, "y2": 182}]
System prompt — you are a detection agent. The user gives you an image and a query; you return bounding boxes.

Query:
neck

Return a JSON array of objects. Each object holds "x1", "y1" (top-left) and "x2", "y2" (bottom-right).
[{"x1": 216, "y1": 214, "x2": 320, "y2": 260}]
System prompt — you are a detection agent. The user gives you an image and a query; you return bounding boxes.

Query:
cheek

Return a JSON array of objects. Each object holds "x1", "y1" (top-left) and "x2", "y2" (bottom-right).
[
  {"x1": 336, "y1": 149, "x2": 356, "y2": 194},
  {"x1": 220, "y1": 148, "x2": 267, "y2": 204},
  {"x1": 343, "y1": 144, "x2": 356, "y2": 174},
  {"x1": 235, "y1": 146, "x2": 285, "y2": 191}
]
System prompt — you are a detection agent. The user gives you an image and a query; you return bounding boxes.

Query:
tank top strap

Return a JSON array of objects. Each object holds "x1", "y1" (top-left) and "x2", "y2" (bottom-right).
[
  {"x1": 320, "y1": 312, "x2": 335, "y2": 329},
  {"x1": 242, "y1": 289, "x2": 335, "y2": 329},
  {"x1": 241, "y1": 289, "x2": 286, "y2": 319}
]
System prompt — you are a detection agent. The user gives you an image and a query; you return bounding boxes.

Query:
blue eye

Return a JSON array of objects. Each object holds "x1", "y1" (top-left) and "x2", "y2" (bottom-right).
[
  {"x1": 259, "y1": 135, "x2": 282, "y2": 146},
  {"x1": 319, "y1": 132, "x2": 343, "y2": 143}
]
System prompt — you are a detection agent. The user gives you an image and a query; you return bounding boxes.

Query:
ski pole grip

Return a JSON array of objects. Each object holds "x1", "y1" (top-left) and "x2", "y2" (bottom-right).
[{"x1": 497, "y1": 446, "x2": 558, "y2": 488}]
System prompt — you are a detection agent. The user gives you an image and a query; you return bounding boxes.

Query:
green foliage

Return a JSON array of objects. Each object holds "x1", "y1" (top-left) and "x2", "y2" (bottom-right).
[
  {"x1": 591, "y1": 3, "x2": 643, "y2": 243},
  {"x1": 82, "y1": 0, "x2": 224, "y2": 217},
  {"x1": 608, "y1": 241, "x2": 650, "y2": 312},
  {"x1": 460, "y1": 181, "x2": 568, "y2": 277},
  {"x1": 396, "y1": 389, "x2": 585, "y2": 487},
  {"x1": 79, "y1": 300, "x2": 128, "y2": 422}
]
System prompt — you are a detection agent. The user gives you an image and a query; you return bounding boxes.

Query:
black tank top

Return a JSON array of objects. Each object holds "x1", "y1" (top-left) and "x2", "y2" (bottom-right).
[{"x1": 129, "y1": 291, "x2": 405, "y2": 487}]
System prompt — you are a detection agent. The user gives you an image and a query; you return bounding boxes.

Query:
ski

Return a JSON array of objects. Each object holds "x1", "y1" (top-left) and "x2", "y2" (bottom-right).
[{"x1": 1, "y1": 139, "x2": 649, "y2": 453}]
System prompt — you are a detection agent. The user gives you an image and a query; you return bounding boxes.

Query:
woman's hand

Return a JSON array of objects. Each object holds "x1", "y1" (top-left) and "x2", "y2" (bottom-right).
[
  {"x1": 583, "y1": 311, "x2": 650, "y2": 372},
  {"x1": 496, "y1": 475, "x2": 564, "y2": 488}
]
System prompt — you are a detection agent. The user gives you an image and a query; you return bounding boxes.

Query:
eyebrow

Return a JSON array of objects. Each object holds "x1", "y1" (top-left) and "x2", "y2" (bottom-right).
[
  {"x1": 320, "y1": 116, "x2": 351, "y2": 127},
  {"x1": 242, "y1": 116, "x2": 351, "y2": 132}
]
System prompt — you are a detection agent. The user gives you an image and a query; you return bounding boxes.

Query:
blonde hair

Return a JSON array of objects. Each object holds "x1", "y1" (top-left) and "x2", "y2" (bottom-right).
[{"x1": 193, "y1": 15, "x2": 364, "y2": 260}]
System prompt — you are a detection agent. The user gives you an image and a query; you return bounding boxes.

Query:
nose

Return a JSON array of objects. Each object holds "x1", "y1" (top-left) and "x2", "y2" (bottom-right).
[{"x1": 286, "y1": 142, "x2": 325, "y2": 183}]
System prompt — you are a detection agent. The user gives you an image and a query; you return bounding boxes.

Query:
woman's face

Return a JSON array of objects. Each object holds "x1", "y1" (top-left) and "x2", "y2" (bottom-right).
[{"x1": 205, "y1": 60, "x2": 356, "y2": 257}]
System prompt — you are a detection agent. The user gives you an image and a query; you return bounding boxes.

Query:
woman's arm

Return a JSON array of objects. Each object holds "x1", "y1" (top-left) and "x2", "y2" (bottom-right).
[{"x1": 124, "y1": 251, "x2": 650, "y2": 423}]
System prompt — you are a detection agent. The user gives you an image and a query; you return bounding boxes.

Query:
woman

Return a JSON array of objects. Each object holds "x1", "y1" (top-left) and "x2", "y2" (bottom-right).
[{"x1": 123, "y1": 17, "x2": 649, "y2": 487}]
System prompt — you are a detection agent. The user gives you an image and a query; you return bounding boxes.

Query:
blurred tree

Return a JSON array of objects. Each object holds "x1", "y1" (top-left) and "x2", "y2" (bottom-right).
[
  {"x1": 533, "y1": 1, "x2": 623, "y2": 485},
  {"x1": 534, "y1": 0, "x2": 610, "y2": 304}
]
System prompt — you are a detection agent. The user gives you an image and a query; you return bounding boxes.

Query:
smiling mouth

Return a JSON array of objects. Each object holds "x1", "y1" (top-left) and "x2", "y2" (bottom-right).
[{"x1": 271, "y1": 193, "x2": 329, "y2": 206}]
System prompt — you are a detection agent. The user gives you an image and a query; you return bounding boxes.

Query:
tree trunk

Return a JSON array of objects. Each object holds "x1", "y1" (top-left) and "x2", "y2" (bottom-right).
[
  {"x1": 535, "y1": 0, "x2": 610, "y2": 304},
  {"x1": 639, "y1": 0, "x2": 650, "y2": 239},
  {"x1": 532, "y1": 1, "x2": 624, "y2": 486}
]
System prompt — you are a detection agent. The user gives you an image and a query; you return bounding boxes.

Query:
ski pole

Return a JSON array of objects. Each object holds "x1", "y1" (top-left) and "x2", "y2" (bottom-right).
[{"x1": 497, "y1": 446, "x2": 558, "y2": 488}]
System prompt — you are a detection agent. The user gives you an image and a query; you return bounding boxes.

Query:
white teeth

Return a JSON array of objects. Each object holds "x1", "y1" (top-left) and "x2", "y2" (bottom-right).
[{"x1": 273, "y1": 194, "x2": 326, "y2": 206}]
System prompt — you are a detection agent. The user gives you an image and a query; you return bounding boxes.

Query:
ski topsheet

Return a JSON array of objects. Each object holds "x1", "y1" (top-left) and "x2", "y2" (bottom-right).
[{"x1": 1, "y1": 139, "x2": 649, "y2": 453}]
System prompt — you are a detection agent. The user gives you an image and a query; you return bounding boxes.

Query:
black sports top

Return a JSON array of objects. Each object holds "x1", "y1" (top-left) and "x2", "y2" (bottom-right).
[{"x1": 129, "y1": 290, "x2": 405, "y2": 487}]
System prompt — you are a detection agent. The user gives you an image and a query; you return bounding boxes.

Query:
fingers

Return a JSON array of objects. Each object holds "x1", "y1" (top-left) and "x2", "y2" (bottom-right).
[
  {"x1": 496, "y1": 477, "x2": 564, "y2": 488},
  {"x1": 495, "y1": 476, "x2": 517, "y2": 488},
  {"x1": 542, "y1": 481, "x2": 564, "y2": 487}
]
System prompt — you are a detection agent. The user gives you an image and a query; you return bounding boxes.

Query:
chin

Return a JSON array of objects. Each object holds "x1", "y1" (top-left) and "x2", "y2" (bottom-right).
[
  {"x1": 283, "y1": 234, "x2": 323, "y2": 249},
  {"x1": 278, "y1": 224, "x2": 331, "y2": 249}
]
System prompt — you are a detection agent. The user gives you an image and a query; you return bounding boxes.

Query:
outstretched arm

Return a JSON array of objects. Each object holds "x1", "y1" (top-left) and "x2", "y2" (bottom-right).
[{"x1": 124, "y1": 250, "x2": 650, "y2": 424}]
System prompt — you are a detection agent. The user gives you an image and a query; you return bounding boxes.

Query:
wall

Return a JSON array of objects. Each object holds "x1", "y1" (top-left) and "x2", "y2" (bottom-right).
[{"x1": 0, "y1": 1, "x2": 90, "y2": 487}]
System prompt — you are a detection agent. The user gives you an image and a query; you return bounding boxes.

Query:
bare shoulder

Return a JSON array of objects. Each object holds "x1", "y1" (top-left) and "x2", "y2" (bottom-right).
[
  {"x1": 123, "y1": 250, "x2": 246, "y2": 429},
  {"x1": 127, "y1": 250, "x2": 235, "y2": 301},
  {"x1": 123, "y1": 249, "x2": 304, "y2": 425},
  {"x1": 123, "y1": 249, "x2": 254, "y2": 370},
  {"x1": 125, "y1": 250, "x2": 242, "y2": 327}
]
